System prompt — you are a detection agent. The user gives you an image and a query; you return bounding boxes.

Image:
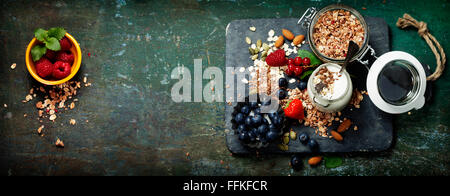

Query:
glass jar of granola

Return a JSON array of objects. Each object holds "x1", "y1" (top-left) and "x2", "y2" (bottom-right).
[{"x1": 298, "y1": 4, "x2": 374, "y2": 65}]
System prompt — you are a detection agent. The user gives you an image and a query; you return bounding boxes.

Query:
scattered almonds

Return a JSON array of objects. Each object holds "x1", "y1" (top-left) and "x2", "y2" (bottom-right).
[
  {"x1": 274, "y1": 36, "x2": 284, "y2": 48},
  {"x1": 282, "y1": 29, "x2": 294, "y2": 40},
  {"x1": 331, "y1": 130, "x2": 343, "y2": 141},
  {"x1": 337, "y1": 119, "x2": 352, "y2": 133},
  {"x1": 308, "y1": 156, "x2": 322, "y2": 166}
]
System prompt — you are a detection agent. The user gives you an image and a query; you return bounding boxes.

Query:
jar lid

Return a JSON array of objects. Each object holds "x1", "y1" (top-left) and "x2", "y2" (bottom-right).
[{"x1": 366, "y1": 51, "x2": 427, "y2": 114}]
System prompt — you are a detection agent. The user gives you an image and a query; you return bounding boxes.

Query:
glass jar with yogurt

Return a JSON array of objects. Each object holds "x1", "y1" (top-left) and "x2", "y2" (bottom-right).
[{"x1": 307, "y1": 63, "x2": 353, "y2": 113}]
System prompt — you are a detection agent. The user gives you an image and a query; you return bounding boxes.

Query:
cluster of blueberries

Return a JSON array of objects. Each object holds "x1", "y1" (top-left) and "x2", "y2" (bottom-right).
[
  {"x1": 231, "y1": 96, "x2": 286, "y2": 146},
  {"x1": 276, "y1": 77, "x2": 307, "y2": 100}
]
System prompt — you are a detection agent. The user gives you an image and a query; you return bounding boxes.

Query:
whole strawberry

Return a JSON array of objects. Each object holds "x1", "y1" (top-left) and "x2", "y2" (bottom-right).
[
  {"x1": 52, "y1": 61, "x2": 72, "y2": 79},
  {"x1": 59, "y1": 37, "x2": 72, "y2": 51},
  {"x1": 284, "y1": 99, "x2": 304, "y2": 120},
  {"x1": 35, "y1": 57, "x2": 54, "y2": 78},
  {"x1": 266, "y1": 49, "x2": 287, "y2": 67},
  {"x1": 56, "y1": 51, "x2": 74, "y2": 65}
]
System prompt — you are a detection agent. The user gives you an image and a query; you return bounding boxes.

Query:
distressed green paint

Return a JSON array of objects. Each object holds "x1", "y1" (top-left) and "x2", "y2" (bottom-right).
[{"x1": 0, "y1": 0, "x2": 449, "y2": 176}]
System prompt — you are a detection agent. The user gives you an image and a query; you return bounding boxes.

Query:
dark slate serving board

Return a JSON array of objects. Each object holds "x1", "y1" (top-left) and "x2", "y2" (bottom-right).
[{"x1": 225, "y1": 17, "x2": 393, "y2": 154}]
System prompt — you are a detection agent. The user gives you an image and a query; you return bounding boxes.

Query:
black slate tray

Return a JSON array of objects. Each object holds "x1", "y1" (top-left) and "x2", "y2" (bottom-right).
[{"x1": 225, "y1": 17, "x2": 393, "y2": 154}]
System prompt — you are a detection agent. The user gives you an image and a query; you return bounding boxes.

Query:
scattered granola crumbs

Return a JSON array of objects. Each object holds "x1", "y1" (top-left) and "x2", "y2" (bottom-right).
[
  {"x1": 37, "y1": 125, "x2": 44, "y2": 134},
  {"x1": 10, "y1": 63, "x2": 16, "y2": 70},
  {"x1": 23, "y1": 114, "x2": 27, "y2": 117},
  {"x1": 69, "y1": 119, "x2": 76, "y2": 125},
  {"x1": 186, "y1": 152, "x2": 190, "y2": 157},
  {"x1": 49, "y1": 114, "x2": 57, "y2": 121},
  {"x1": 86, "y1": 120, "x2": 89, "y2": 123},
  {"x1": 220, "y1": 160, "x2": 224, "y2": 164},
  {"x1": 3, "y1": 104, "x2": 7, "y2": 108},
  {"x1": 70, "y1": 102, "x2": 75, "y2": 109},
  {"x1": 354, "y1": 125, "x2": 358, "y2": 131},
  {"x1": 25, "y1": 94, "x2": 33, "y2": 102},
  {"x1": 83, "y1": 76, "x2": 87, "y2": 83},
  {"x1": 55, "y1": 138, "x2": 64, "y2": 148}
]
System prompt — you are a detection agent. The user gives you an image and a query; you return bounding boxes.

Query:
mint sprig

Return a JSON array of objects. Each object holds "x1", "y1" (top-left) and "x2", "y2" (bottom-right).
[
  {"x1": 31, "y1": 27, "x2": 66, "y2": 61},
  {"x1": 324, "y1": 156, "x2": 343, "y2": 168}
]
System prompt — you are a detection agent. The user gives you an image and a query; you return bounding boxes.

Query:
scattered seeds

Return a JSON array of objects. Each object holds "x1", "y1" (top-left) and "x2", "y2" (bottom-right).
[
  {"x1": 10, "y1": 63, "x2": 16, "y2": 70},
  {"x1": 249, "y1": 26, "x2": 256, "y2": 32},
  {"x1": 245, "y1": 37, "x2": 251, "y2": 45},
  {"x1": 289, "y1": 130, "x2": 297, "y2": 140}
]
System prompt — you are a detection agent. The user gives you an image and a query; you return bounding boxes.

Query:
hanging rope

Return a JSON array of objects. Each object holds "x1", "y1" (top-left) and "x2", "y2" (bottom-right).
[{"x1": 396, "y1": 13, "x2": 446, "y2": 81}]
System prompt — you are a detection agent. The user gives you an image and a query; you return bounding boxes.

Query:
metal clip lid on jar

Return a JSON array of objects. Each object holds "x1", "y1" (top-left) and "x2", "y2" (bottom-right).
[{"x1": 299, "y1": 5, "x2": 428, "y2": 114}]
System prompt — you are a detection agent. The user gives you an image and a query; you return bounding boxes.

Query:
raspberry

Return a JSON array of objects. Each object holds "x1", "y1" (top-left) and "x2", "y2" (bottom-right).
[
  {"x1": 56, "y1": 51, "x2": 74, "y2": 65},
  {"x1": 44, "y1": 50, "x2": 56, "y2": 61},
  {"x1": 52, "y1": 61, "x2": 72, "y2": 79},
  {"x1": 265, "y1": 49, "x2": 287, "y2": 67},
  {"x1": 59, "y1": 37, "x2": 72, "y2": 51},
  {"x1": 35, "y1": 57, "x2": 54, "y2": 78}
]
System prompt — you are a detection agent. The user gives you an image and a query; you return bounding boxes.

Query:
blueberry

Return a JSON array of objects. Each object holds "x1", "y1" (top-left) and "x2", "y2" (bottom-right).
[
  {"x1": 253, "y1": 108, "x2": 261, "y2": 114},
  {"x1": 268, "y1": 123, "x2": 277, "y2": 130},
  {"x1": 262, "y1": 117, "x2": 269, "y2": 125},
  {"x1": 266, "y1": 131, "x2": 278, "y2": 141},
  {"x1": 237, "y1": 124, "x2": 247, "y2": 133},
  {"x1": 251, "y1": 114, "x2": 263, "y2": 126},
  {"x1": 290, "y1": 155, "x2": 303, "y2": 171},
  {"x1": 272, "y1": 115, "x2": 283, "y2": 127},
  {"x1": 278, "y1": 78, "x2": 288, "y2": 88},
  {"x1": 307, "y1": 139, "x2": 319, "y2": 151},
  {"x1": 238, "y1": 132, "x2": 250, "y2": 143},
  {"x1": 240, "y1": 105, "x2": 250, "y2": 115},
  {"x1": 248, "y1": 130, "x2": 257, "y2": 142},
  {"x1": 268, "y1": 112, "x2": 276, "y2": 120},
  {"x1": 269, "y1": 128, "x2": 281, "y2": 135},
  {"x1": 298, "y1": 81, "x2": 307, "y2": 90},
  {"x1": 249, "y1": 101, "x2": 258, "y2": 108},
  {"x1": 257, "y1": 124, "x2": 268, "y2": 135},
  {"x1": 299, "y1": 132, "x2": 309, "y2": 144},
  {"x1": 234, "y1": 113, "x2": 245, "y2": 124},
  {"x1": 245, "y1": 116, "x2": 253, "y2": 127},
  {"x1": 277, "y1": 89, "x2": 287, "y2": 99}
]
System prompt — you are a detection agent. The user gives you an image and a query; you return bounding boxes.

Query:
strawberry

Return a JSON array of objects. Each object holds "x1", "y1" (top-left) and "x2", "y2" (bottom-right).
[
  {"x1": 284, "y1": 99, "x2": 304, "y2": 120},
  {"x1": 265, "y1": 49, "x2": 287, "y2": 67},
  {"x1": 52, "y1": 61, "x2": 71, "y2": 79}
]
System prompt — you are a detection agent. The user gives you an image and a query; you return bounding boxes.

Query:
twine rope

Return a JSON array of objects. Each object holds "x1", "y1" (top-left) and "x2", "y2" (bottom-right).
[{"x1": 396, "y1": 13, "x2": 446, "y2": 81}]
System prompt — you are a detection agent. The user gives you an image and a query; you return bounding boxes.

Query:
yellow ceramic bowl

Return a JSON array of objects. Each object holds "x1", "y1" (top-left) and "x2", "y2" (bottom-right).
[{"x1": 25, "y1": 33, "x2": 82, "y2": 85}]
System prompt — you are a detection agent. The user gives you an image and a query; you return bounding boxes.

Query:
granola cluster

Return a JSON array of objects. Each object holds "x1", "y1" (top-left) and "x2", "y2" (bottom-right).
[
  {"x1": 281, "y1": 87, "x2": 365, "y2": 137},
  {"x1": 312, "y1": 9, "x2": 365, "y2": 59}
]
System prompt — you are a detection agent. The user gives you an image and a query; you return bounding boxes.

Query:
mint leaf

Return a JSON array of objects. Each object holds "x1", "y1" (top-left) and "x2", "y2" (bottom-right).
[
  {"x1": 31, "y1": 45, "x2": 47, "y2": 61},
  {"x1": 324, "y1": 156, "x2": 343, "y2": 168},
  {"x1": 47, "y1": 27, "x2": 66, "y2": 40},
  {"x1": 300, "y1": 70, "x2": 314, "y2": 80},
  {"x1": 45, "y1": 37, "x2": 61, "y2": 51},
  {"x1": 34, "y1": 28, "x2": 48, "y2": 42},
  {"x1": 298, "y1": 50, "x2": 321, "y2": 66}
]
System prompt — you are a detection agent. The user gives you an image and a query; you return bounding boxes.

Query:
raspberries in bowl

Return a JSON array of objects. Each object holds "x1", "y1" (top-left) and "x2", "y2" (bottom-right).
[{"x1": 25, "y1": 27, "x2": 81, "y2": 85}]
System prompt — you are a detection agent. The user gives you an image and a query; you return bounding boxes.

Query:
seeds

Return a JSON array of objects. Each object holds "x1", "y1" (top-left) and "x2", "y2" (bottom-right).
[
  {"x1": 283, "y1": 135, "x2": 290, "y2": 145},
  {"x1": 10, "y1": 63, "x2": 16, "y2": 70},
  {"x1": 308, "y1": 156, "x2": 322, "y2": 166},
  {"x1": 251, "y1": 54, "x2": 258, "y2": 60},
  {"x1": 268, "y1": 29, "x2": 275, "y2": 37},
  {"x1": 293, "y1": 35, "x2": 305, "y2": 45},
  {"x1": 256, "y1": 39, "x2": 262, "y2": 48},
  {"x1": 289, "y1": 130, "x2": 297, "y2": 140},
  {"x1": 249, "y1": 26, "x2": 256, "y2": 32},
  {"x1": 330, "y1": 130, "x2": 343, "y2": 141},
  {"x1": 278, "y1": 143, "x2": 288, "y2": 151},
  {"x1": 245, "y1": 37, "x2": 252, "y2": 45},
  {"x1": 274, "y1": 36, "x2": 284, "y2": 48},
  {"x1": 337, "y1": 119, "x2": 352, "y2": 133},
  {"x1": 282, "y1": 29, "x2": 294, "y2": 40}
]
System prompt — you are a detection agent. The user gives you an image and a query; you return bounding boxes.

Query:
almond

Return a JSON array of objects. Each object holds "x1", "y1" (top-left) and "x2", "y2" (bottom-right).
[
  {"x1": 274, "y1": 36, "x2": 284, "y2": 48},
  {"x1": 293, "y1": 35, "x2": 305, "y2": 45},
  {"x1": 337, "y1": 119, "x2": 352, "y2": 133},
  {"x1": 282, "y1": 29, "x2": 294, "y2": 40},
  {"x1": 331, "y1": 130, "x2": 343, "y2": 141},
  {"x1": 308, "y1": 156, "x2": 322, "y2": 166}
]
